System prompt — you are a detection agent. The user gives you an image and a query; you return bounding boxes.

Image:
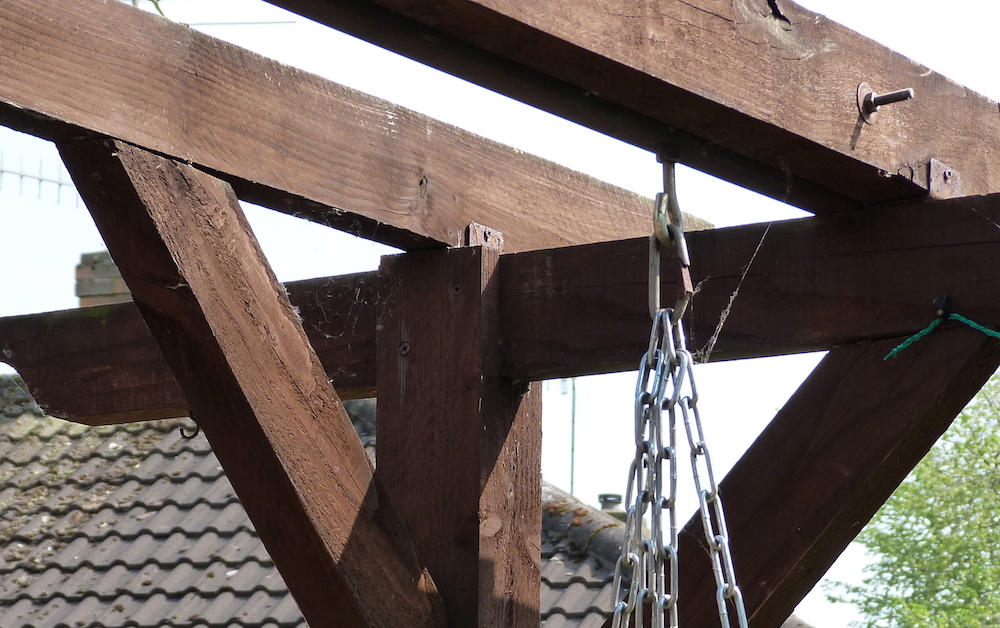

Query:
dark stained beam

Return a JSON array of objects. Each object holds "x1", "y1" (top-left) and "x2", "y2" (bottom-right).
[
  {"x1": 7, "y1": 193, "x2": 1000, "y2": 425},
  {"x1": 502, "y1": 193, "x2": 1000, "y2": 379},
  {"x1": 0, "y1": 0, "x2": 654, "y2": 252},
  {"x1": 377, "y1": 245, "x2": 541, "y2": 627},
  {"x1": 0, "y1": 274, "x2": 377, "y2": 425},
  {"x1": 670, "y1": 331, "x2": 1000, "y2": 628},
  {"x1": 58, "y1": 137, "x2": 446, "y2": 628},
  {"x1": 269, "y1": 0, "x2": 1000, "y2": 211}
]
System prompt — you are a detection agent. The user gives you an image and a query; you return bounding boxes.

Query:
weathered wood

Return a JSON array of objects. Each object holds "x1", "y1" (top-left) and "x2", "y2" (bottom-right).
[
  {"x1": 0, "y1": 274, "x2": 376, "y2": 425},
  {"x1": 271, "y1": 0, "x2": 1000, "y2": 211},
  {"x1": 377, "y1": 246, "x2": 541, "y2": 628},
  {"x1": 8, "y1": 193, "x2": 1000, "y2": 424},
  {"x1": 502, "y1": 192, "x2": 1000, "y2": 378},
  {"x1": 58, "y1": 138, "x2": 446, "y2": 628},
  {"x1": 667, "y1": 331, "x2": 1000, "y2": 628},
  {"x1": 0, "y1": 0, "x2": 655, "y2": 252}
]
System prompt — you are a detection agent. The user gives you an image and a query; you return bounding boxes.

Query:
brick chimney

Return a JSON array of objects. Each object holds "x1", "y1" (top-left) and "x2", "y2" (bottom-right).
[{"x1": 75, "y1": 251, "x2": 131, "y2": 307}]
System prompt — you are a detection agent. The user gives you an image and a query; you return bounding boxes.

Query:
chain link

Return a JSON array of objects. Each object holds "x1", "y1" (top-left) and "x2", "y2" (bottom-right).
[{"x1": 613, "y1": 161, "x2": 748, "y2": 628}]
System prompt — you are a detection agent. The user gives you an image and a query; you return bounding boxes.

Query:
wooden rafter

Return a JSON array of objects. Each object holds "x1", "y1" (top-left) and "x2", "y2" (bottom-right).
[
  {"x1": 0, "y1": 274, "x2": 379, "y2": 425},
  {"x1": 268, "y1": 0, "x2": 999, "y2": 210},
  {"x1": 1, "y1": 0, "x2": 999, "y2": 626},
  {"x1": 6, "y1": 193, "x2": 1000, "y2": 425},
  {"x1": 58, "y1": 138, "x2": 446, "y2": 628},
  {"x1": 0, "y1": 0, "x2": 653, "y2": 252}
]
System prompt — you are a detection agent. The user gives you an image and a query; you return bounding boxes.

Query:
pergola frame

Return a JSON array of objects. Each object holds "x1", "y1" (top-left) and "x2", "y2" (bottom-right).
[{"x1": 3, "y1": 1, "x2": 1000, "y2": 627}]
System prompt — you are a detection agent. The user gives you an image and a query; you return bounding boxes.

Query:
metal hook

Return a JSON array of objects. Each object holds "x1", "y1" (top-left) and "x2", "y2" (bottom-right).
[
  {"x1": 180, "y1": 417, "x2": 200, "y2": 440},
  {"x1": 653, "y1": 162, "x2": 690, "y2": 267},
  {"x1": 650, "y1": 159, "x2": 694, "y2": 322}
]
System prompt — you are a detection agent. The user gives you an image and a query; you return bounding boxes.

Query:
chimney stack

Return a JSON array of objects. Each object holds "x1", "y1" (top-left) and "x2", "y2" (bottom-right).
[{"x1": 75, "y1": 251, "x2": 131, "y2": 307}]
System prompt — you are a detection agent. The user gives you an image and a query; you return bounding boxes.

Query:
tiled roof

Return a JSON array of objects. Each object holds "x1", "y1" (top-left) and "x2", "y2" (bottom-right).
[
  {"x1": 540, "y1": 484, "x2": 620, "y2": 628},
  {"x1": 0, "y1": 408, "x2": 303, "y2": 628},
  {"x1": 0, "y1": 378, "x2": 616, "y2": 628},
  {"x1": 0, "y1": 377, "x2": 42, "y2": 420},
  {"x1": 0, "y1": 375, "x2": 813, "y2": 628}
]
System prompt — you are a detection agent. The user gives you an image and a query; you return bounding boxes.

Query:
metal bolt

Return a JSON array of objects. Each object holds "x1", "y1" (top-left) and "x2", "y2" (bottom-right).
[
  {"x1": 399, "y1": 342, "x2": 411, "y2": 356},
  {"x1": 450, "y1": 282, "x2": 463, "y2": 296},
  {"x1": 869, "y1": 88, "x2": 915, "y2": 109},
  {"x1": 857, "y1": 83, "x2": 914, "y2": 124}
]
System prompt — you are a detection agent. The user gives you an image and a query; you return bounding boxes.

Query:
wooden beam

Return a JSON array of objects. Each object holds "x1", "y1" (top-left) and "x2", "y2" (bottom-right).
[
  {"x1": 7, "y1": 193, "x2": 1000, "y2": 424},
  {"x1": 376, "y1": 246, "x2": 541, "y2": 627},
  {"x1": 0, "y1": 274, "x2": 377, "y2": 425},
  {"x1": 670, "y1": 331, "x2": 1000, "y2": 628},
  {"x1": 269, "y1": 0, "x2": 1000, "y2": 210},
  {"x1": 58, "y1": 137, "x2": 446, "y2": 628},
  {"x1": 502, "y1": 192, "x2": 1000, "y2": 378},
  {"x1": 0, "y1": 0, "x2": 654, "y2": 252}
]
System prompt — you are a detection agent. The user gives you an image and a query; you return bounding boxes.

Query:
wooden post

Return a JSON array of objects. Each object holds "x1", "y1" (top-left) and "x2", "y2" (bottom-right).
[
  {"x1": 377, "y1": 245, "x2": 542, "y2": 628},
  {"x1": 58, "y1": 138, "x2": 447, "y2": 628}
]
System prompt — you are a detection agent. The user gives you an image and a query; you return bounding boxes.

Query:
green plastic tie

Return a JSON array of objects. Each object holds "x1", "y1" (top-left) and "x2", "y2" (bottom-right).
[
  {"x1": 883, "y1": 317, "x2": 944, "y2": 361},
  {"x1": 884, "y1": 312, "x2": 1000, "y2": 361}
]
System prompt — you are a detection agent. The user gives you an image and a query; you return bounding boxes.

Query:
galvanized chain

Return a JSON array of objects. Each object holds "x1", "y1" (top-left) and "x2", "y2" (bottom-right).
[{"x1": 612, "y1": 160, "x2": 748, "y2": 628}]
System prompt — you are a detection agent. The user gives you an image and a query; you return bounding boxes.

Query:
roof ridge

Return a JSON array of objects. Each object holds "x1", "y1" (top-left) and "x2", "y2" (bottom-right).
[{"x1": 541, "y1": 482, "x2": 624, "y2": 568}]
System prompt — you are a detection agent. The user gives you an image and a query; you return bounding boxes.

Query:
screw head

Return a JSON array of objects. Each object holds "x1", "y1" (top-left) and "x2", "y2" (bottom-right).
[
  {"x1": 450, "y1": 282, "x2": 463, "y2": 296},
  {"x1": 399, "y1": 342, "x2": 411, "y2": 356}
]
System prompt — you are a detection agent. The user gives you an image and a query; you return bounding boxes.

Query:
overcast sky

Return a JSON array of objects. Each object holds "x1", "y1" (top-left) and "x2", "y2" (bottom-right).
[{"x1": 2, "y1": 1, "x2": 997, "y2": 625}]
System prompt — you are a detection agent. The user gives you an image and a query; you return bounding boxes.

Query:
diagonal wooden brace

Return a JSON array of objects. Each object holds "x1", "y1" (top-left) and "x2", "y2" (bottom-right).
[
  {"x1": 58, "y1": 138, "x2": 447, "y2": 628},
  {"x1": 678, "y1": 330, "x2": 1000, "y2": 627},
  {"x1": 604, "y1": 327, "x2": 1000, "y2": 628}
]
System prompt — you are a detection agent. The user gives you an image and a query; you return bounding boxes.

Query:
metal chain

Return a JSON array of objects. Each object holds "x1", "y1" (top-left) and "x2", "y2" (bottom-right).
[{"x1": 612, "y1": 161, "x2": 748, "y2": 628}]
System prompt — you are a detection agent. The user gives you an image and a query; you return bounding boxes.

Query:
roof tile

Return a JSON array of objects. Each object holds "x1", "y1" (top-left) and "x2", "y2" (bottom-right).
[{"x1": 0, "y1": 396, "x2": 802, "y2": 628}]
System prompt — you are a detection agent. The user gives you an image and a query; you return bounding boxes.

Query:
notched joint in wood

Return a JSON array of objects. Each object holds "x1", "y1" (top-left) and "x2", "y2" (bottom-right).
[{"x1": 462, "y1": 223, "x2": 504, "y2": 251}]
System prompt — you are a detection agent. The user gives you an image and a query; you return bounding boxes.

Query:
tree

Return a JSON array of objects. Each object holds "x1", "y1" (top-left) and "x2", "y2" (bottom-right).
[{"x1": 827, "y1": 375, "x2": 1000, "y2": 627}]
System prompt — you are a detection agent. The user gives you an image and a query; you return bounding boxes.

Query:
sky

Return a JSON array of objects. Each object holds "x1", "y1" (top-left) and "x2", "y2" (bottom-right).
[{"x1": 2, "y1": 0, "x2": 999, "y2": 625}]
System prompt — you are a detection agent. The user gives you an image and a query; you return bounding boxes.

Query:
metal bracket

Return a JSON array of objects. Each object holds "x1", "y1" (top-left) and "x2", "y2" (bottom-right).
[{"x1": 928, "y1": 159, "x2": 963, "y2": 200}]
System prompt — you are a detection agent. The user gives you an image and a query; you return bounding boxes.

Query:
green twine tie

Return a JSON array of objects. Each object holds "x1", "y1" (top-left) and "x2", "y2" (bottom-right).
[{"x1": 884, "y1": 312, "x2": 1000, "y2": 361}]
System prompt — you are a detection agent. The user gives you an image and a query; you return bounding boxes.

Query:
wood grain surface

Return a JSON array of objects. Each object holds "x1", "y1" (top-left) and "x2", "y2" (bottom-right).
[
  {"x1": 376, "y1": 246, "x2": 541, "y2": 628},
  {"x1": 670, "y1": 331, "x2": 1000, "y2": 628},
  {"x1": 272, "y1": 0, "x2": 1000, "y2": 211},
  {"x1": 0, "y1": 0, "x2": 651, "y2": 252},
  {"x1": 59, "y1": 137, "x2": 446, "y2": 628},
  {"x1": 8, "y1": 193, "x2": 1000, "y2": 425}
]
